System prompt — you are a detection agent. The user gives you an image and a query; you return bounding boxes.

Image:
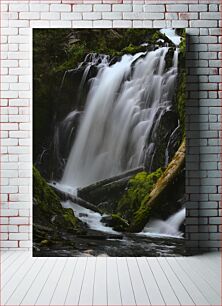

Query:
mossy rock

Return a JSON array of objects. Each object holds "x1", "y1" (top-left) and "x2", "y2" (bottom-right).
[
  {"x1": 33, "y1": 166, "x2": 86, "y2": 242},
  {"x1": 101, "y1": 214, "x2": 129, "y2": 232},
  {"x1": 116, "y1": 169, "x2": 163, "y2": 223}
]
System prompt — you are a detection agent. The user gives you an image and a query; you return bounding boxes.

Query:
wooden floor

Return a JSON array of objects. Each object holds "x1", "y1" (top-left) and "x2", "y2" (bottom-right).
[{"x1": 1, "y1": 251, "x2": 221, "y2": 306}]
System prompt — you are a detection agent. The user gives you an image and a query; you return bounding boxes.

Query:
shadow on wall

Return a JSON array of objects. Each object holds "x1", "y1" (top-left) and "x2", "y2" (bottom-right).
[{"x1": 185, "y1": 34, "x2": 201, "y2": 254}]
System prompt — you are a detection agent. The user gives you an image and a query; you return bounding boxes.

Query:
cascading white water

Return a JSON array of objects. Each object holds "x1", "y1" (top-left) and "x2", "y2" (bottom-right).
[
  {"x1": 141, "y1": 208, "x2": 185, "y2": 238},
  {"x1": 61, "y1": 200, "x2": 118, "y2": 234},
  {"x1": 61, "y1": 47, "x2": 179, "y2": 189}
]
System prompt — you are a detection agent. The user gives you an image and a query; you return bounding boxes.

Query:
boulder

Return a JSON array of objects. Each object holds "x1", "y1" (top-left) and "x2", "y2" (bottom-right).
[{"x1": 101, "y1": 214, "x2": 129, "y2": 232}]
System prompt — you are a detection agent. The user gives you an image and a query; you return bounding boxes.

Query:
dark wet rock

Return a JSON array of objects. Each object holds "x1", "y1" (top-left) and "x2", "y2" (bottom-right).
[
  {"x1": 164, "y1": 47, "x2": 175, "y2": 72},
  {"x1": 144, "y1": 109, "x2": 179, "y2": 172},
  {"x1": 33, "y1": 166, "x2": 86, "y2": 244},
  {"x1": 166, "y1": 126, "x2": 182, "y2": 164},
  {"x1": 79, "y1": 213, "x2": 88, "y2": 218},
  {"x1": 101, "y1": 214, "x2": 129, "y2": 232}
]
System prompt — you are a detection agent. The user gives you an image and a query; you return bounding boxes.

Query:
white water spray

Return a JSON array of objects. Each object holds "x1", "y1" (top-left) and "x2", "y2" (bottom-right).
[{"x1": 141, "y1": 208, "x2": 185, "y2": 238}]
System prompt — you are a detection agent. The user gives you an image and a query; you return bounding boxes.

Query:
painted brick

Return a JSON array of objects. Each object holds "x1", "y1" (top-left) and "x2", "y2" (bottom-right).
[
  {"x1": 190, "y1": 20, "x2": 218, "y2": 28},
  {"x1": 72, "y1": 20, "x2": 93, "y2": 28},
  {"x1": 50, "y1": 4, "x2": 71, "y2": 12},
  {"x1": 1, "y1": 241, "x2": 18, "y2": 248},
  {"x1": 165, "y1": 13, "x2": 178, "y2": 20},
  {"x1": 61, "y1": 13, "x2": 82, "y2": 20},
  {"x1": 41, "y1": 12, "x2": 60, "y2": 20},
  {"x1": 166, "y1": 4, "x2": 188, "y2": 12},
  {"x1": 94, "y1": 4, "x2": 111, "y2": 11},
  {"x1": 73, "y1": 5, "x2": 93, "y2": 12},
  {"x1": 200, "y1": 12, "x2": 221, "y2": 20},
  {"x1": 189, "y1": 4, "x2": 207, "y2": 11},
  {"x1": 112, "y1": 4, "x2": 132, "y2": 12},
  {"x1": 102, "y1": 12, "x2": 122, "y2": 20},
  {"x1": 143, "y1": 5, "x2": 165, "y2": 12},
  {"x1": 30, "y1": 4, "x2": 49, "y2": 12},
  {"x1": 153, "y1": 20, "x2": 172, "y2": 28},
  {"x1": 179, "y1": 12, "x2": 198, "y2": 20},
  {"x1": 30, "y1": 20, "x2": 50, "y2": 28},
  {"x1": 20, "y1": 12, "x2": 40, "y2": 20},
  {"x1": 123, "y1": 12, "x2": 164, "y2": 19},
  {"x1": 113, "y1": 20, "x2": 132, "y2": 27},
  {"x1": 50, "y1": 21, "x2": 71, "y2": 28},
  {"x1": 209, "y1": 4, "x2": 219, "y2": 12},
  {"x1": 9, "y1": 233, "x2": 29, "y2": 240},
  {"x1": 83, "y1": 12, "x2": 102, "y2": 20},
  {"x1": 172, "y1": 20, "x2": 188, "y2": 28},
  {"x1": 133, "y1": 5, "x2": 143, "y2": 12},
  {"x1": 93, "y1": 20, "x2": 112, "y2": 28},
  {"x1": 9, "y1": 4, "x2": 29, "y2": 12}
]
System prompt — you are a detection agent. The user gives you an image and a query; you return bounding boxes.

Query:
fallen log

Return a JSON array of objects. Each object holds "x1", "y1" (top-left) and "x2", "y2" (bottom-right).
[
  {"x1": 51, "y1": 185, "x2": 102, "y2": 214},
  {"x1": 77, "y1": 167, "x2": 144, "y2": 206}
]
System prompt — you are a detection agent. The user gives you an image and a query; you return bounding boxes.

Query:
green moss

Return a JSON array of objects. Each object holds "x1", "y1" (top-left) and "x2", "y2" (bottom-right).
[
  {"x1": 54, "y1": 43, "x2": 87, "y2": 72},
  {"x1": 33, "y1": 165, "x2": 61, "y2": 214},
  {"x1": 117, "y1": 169, "x2": 163, "y2": 222},
  {"x1": 150, "y1": 31, "x2": 175, "y2": 47},
  {"x1": 120, "y1": 44, "x2": 147, "y2": 55},
  {"x1": 110, "y1": 214, "x2": 129, "y2": 231},
  {"x1": 63, "y1": 208, "x2": 77, "y2": 227},
  {"x1": 33, "y1": 166, "x2": 82, "y2": 233}
]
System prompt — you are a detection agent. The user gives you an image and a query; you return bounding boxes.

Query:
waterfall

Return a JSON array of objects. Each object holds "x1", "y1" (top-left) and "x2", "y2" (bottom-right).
[
  {"x1": 141, "y1": 208, "x2": 185, "y2": 238},
  {"x1": 60, "y1": 47, "x2": 179, "y2": 189}
]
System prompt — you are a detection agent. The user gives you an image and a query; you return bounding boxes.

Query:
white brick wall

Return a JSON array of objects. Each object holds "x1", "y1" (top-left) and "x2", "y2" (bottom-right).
[{"x1": 1, "y1": 0, "x2": 221, "y2": 252}]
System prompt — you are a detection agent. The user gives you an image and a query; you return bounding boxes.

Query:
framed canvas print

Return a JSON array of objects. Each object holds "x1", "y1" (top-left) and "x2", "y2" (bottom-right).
[{"x1": 33, "y1": 29, "x2": 186, "y2": 257}]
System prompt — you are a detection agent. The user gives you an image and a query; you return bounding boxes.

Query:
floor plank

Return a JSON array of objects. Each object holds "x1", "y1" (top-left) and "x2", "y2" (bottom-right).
[
  {"x1": 0, "y1": 251, "x2": 14, "y2": 263},
  {"x1": 157, "y1": 257, "x2": 195, "y2": 305},
  {"x1": 64, "y1": 257, "x2": 87, "y2": 305},
  {"x1": 116, "y1": 257, "x2": 136, "y2": 305},
  {"x1": 1, "y1": 252, "x2": 220, "y2": 306},
  {"x1": 78, "y1": 257, "x2": 96, "y2": 305},
  {"x1": 188, "y1": 256, "x2": 220, "y2": 294},
  {"x1": 4, "y1": 257, "x2": 46, "y2": 305},
  {"x1": 176, "y1": 257, "x2": 221, "y2": 305},
  {"x1": 2, "y1": 251, "x2": 22, "y2": 273},
  {"x1": 136, "y1": 257, "x2": 165, "y2": 305},
  {"x1": 107, "y1": 257, "x2": 122, "y2": 306},
  {"x1": 147, "y1": 258, "x2": 179, "y2": 305},
  {"x1": 93, "y1": 257, "x2": 107, "y2": 306},
  {"x1": 127, "y1": 257, "x2": 150, "y2": 305},
  {"x1": 35, "y1": 258, "x2": 67, "y2": 305},
  {"x1": 166, "y1": 257, "x2": 210, "y2": 305},
  {"x1": 21, "y1": 258, "x2": 57, "y2": 305},
  {"x1": 1, "y1": 253, "x2": 30, "y2": 289},
  {"x1": 50, "y1": 257, "x2": 77, "y2": 305},
  {"x1": 195, "y1": 253, "x2": 220, "y2": 275}
]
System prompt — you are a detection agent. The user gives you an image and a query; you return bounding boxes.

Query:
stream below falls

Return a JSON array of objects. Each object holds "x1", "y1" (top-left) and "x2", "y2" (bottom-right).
[{"x1": 35, "y1": 200, "x2": 186, "y2": 257}]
